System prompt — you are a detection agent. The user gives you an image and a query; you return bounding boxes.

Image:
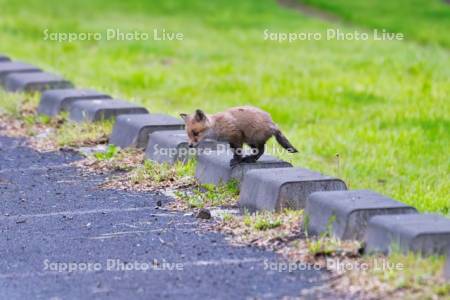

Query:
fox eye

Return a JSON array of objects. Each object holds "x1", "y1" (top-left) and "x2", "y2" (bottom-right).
[{"x1": 192, "y1": 130, "x2": 199, "y2": 137}]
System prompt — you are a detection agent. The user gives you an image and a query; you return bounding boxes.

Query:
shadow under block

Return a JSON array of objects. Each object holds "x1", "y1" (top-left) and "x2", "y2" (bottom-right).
[
  {"x1": 305, "y1": 190, "x2": 418, "y2": 240},
  {"x1": 195, "y1": 150, "x2": 293, "y2": 185},
  {"x1": 0, "y1": 55, "x2": 11, "y2": 62},
  {"x1": 69, "y1": 99, "x2": 149, "y2": 122},
  {"x1": 365, "y1": 214, "x2": 450, "y2": 256},
  {"x1": 0, "y1": 61, "x2": 42, "y2": 84},
  {"x1": 109, "y1": 114, "x2": 185, "y2": 148},
  {"x1": 3, "y1": 72, "x2": 73, "y2": 92},
  {"x1": 239, "y1": 167, "x2": 347, "y2": 212},
  {"x1": 444, "y1": 249, "x2": 450, "y2": 281},
  {"x1": 37, "y1": 88, "x2": 112, "y2": 116}
]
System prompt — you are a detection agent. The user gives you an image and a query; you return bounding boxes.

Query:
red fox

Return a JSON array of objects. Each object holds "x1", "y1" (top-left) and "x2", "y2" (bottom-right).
[{"x1": 180, "y1": 106, "x2": 298, "y2": 166}]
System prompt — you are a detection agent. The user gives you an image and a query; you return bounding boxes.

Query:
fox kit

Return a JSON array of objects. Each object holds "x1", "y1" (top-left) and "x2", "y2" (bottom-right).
[{"x1": 180, "y1": 106, "x2": 298, "y2": 166}]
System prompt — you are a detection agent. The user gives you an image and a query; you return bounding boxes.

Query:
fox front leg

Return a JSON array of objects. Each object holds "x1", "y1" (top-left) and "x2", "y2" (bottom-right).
[{"x1": 229, "y1": 142, "x2": 243, "y2": 167}]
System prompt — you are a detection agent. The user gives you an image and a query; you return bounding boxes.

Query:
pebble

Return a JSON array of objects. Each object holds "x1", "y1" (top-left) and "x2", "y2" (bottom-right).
[{"x1": 196, "y1": 209, "x2": 211, "y2": 220}]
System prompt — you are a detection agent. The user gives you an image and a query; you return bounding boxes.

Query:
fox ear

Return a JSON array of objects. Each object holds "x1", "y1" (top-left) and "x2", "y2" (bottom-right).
[
  {"x1": 179, "y1": 113, "x2": 188, "y2": 121},
  {"x1": 194, "y1": 109, "x2": 206, "y2": 122}
]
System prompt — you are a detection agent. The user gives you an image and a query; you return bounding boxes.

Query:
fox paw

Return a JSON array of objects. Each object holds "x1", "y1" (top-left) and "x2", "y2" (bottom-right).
[
  {"x1": 229, "y1": 158, "x2": 242, "y2": 167},
  {"x1": 241, "y1": 156, "x2": 257, "y2": 163}
]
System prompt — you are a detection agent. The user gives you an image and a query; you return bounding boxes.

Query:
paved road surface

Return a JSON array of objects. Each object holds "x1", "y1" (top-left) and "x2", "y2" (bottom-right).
[{"x1": 0, "y1": 135, "x2": 332, "y2": 299}]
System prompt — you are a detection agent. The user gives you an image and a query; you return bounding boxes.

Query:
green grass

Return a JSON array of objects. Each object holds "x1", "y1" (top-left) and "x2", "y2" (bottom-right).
[
  {"x1": 0, "y1": 91, "x2": 39, "y2": 118},
  {"x1": 302, "y1": 0, "x2": 450, "y2": 47},
  {"x1": 94, "y1": 144, "x2": 119, "y2": 160},
  {"x1": 368, "y1": 252, "x2": 449, "y2": 297},
  {"x1": 54, "y1": 118, "x2": 114, "y2": 147},
  {"x1": 175, "y1": 179, "x2": 239, "y2": 208},
  {"x1": 0, "y1": 91, "x2": 25, "y2": 117},
  {"x1": 243, "y1": 212, "x2": 283, "y2": 231},
  {"x1": 132, "y1": 159, "x2": 196, "y2": 184},
  {"x1": 0, "y1": 0, "x2": 448, "y2": 214},
  {"x1": 307, "y1": 236, "x2": 344, "y2": 256}
]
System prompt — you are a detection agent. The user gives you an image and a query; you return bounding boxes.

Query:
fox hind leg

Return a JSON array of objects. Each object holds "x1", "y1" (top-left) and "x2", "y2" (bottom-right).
[
  {"x1": 229, "y1": 142, "x2": 243, "y2": 167},
  {"x1": 241, "y1": 144, "x2": 265, "y2": 163}
]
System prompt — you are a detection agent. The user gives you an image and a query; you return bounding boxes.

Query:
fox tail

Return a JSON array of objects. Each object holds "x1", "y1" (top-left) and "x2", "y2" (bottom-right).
[{"x1": 274, "y1": 129, "x2": 298, "y2": 153}]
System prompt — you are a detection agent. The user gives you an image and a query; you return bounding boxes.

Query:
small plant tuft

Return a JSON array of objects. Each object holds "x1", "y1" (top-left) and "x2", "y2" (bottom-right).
[
  {"x1": 242, "y1": 211, "x2": 283, "y2": 231},
  {"x1": 176, "y1": 179, "x2": 239, "y2": 209},
  {"x1": 94, "y1": 144, "x2": 120, "y2": 160}
]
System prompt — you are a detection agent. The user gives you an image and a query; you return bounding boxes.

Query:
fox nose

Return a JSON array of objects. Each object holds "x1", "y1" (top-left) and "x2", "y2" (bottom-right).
[{"x1": 188, "y1": 143, "x2": 194, "y2": 148}]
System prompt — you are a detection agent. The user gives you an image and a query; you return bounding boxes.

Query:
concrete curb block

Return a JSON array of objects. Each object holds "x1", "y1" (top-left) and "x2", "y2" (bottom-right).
[
  {"x1": 37, "y1": 88, "x2": 112, "y2": 116},
  {"x1": 0, "y1": 55, "x2": 11, "y2": 62},
  {"x1": 365, "y1": 214, "x2": 450, "y2": 256},
  {"x1": 69, "y1": 99, "x2": 149, "y2": 122},
  {"x1": 445, "y1": 249, "x2": 450, "y2": 281},
  {"x1": 305, "y1": 190, "x2": 418, "y2": 240},
  {"x1": 0, "y1": 61, "x2": 42, "y2": 85},
  {"x1": 145, "y1": 130, "x2": 222, "y2": 164},
  {"x1": 195, "y1": 150, "x2": 292, "y2": 185},
  {"x1": 109, "y1": 114, "x2": 184, "y2": 148},
  {"x1": 3, "y1": 72, "x2": 73, "y2": 92},
  {"x1": 239, "y1": 167, "x2": 347, "y2": 213}
]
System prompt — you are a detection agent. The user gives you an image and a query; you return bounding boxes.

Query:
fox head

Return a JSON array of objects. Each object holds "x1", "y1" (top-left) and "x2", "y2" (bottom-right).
[{"x1": 180, "y1": 109, "x2": 211, "y2": 147}]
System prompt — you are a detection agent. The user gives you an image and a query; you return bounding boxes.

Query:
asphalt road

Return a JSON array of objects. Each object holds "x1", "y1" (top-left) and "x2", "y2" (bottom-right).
[{"x1": 0, "y1": 135, "x2": 332, "y2": 300}]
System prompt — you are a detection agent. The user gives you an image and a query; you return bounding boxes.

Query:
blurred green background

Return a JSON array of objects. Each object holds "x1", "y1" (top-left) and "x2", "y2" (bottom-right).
[{"x1": 0, "y1": 0, "x2": 449, "y2": 214}]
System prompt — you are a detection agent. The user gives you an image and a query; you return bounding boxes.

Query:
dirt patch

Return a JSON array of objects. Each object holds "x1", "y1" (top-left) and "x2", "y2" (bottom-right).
[
  {"x1": 98, "y1": 168, "x2": 196, "y2": 193},
  {"x1": 0, "y1": 113, "x2": 61, "y2": 152},
  {"x1": 277, "y1": 0, "x2": 341, "y2": 23},
  {"x1": 72, "y1": 148, "x2": 145, "y2": 174},
  {"x1": 72, "y1": 151, "x2": 197, "y2": 194}
]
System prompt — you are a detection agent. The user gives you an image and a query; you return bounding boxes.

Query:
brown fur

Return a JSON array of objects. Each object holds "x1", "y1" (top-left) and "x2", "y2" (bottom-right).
[{"x1": 180, "y1": 106, "x2": 297, "y2": 165}]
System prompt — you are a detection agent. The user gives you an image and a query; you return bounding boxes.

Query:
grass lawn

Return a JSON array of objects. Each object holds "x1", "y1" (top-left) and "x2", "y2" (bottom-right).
[
  {"x1": 0, "y1": 0, "x2": 448, "y2": 215},
  {"x1": 302, "y1": 0, "x2": 450, "y2": 47}
]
